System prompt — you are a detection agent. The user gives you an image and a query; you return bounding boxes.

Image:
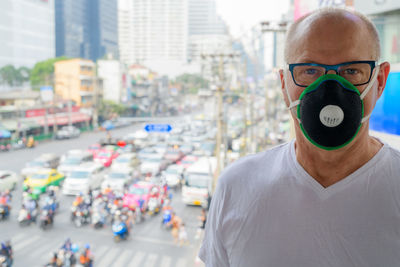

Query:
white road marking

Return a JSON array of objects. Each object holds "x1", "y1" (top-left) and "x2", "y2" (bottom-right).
[
  {"x1": 160, "y1": 255, "x2": 172, "y2": 267},
  {"x1": 97, "y1": 247, "x2": 120, "y2": 267},
  {"x1": 127, "y1": 250, "x2": 145, "y2": 267},
  {"x1": 142, "y1": 253, "x2": 158, "y2": 267},
  {"x1": 176, "y1": 258, "x2": 187, "y2": 267},
  {"x1": 13, "y1": 235, "x2": 41, "y2": 252},
  {"x1": 111, "y1": 249, "x2": 133, "y2": 267}
]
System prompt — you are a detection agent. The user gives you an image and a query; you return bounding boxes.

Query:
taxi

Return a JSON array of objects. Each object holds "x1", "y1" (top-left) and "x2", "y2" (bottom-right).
[{"x1": 23, "y1": 169, "x2": 65, "y2": 197}]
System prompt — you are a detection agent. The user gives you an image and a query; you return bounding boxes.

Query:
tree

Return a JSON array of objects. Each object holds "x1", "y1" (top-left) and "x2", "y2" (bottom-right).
[
  {"x1": 174, "y1": 73, "x2": 209, "y2": 94},
  {"x1": 98, "y1": 100, "x2": 127, "y2": 120},
  {"x1": 30, "y1": 57, "x2": 68, "y2": 90},
  {"x1": 0, "y1": 65, "x2": 30, "y2": 86}
]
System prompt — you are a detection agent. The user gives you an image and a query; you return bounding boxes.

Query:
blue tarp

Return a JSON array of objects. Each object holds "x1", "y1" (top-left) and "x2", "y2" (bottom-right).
[
  {"x1": 0, "y1": 129, "x2": 11, "y2": 139},
  {"x1": 370, "y1": 72, "x2": 400, "y2": 136}
]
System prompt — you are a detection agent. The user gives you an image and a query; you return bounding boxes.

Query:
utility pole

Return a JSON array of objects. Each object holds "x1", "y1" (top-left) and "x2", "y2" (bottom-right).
[{"x1": 92, "y1": 75, "x2": 99, "y2": 130}]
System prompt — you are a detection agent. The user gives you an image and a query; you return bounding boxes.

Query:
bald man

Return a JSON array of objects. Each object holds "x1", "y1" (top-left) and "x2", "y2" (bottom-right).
[{"x1": 199, "y1": 7, "x2": 400, "y2": 267}]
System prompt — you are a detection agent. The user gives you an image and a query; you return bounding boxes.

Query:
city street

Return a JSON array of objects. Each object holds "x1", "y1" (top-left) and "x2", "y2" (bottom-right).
[{"x1": 0, "y1": 123, "x2": 205, "y2": 267}]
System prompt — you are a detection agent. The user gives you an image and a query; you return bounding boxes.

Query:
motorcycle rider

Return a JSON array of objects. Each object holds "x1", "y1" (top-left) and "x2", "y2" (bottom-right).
[
  {"x1": 0, "y1": 240, "x2": 12, "y2": 267},
  {"x1": 79, "y1": 244, "x2": 93, "y2": 267},
  {"x1": 0, "y1": 192, "x2": 11, "y2": 218}
]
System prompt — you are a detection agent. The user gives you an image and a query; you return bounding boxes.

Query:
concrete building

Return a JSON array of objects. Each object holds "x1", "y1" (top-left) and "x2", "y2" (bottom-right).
[
  {"x1": 55, "y1": 0, "x2": 118, "y2": 62},
  {"x1": 54, "y1": 59, "x2": 98, "y2": 107},
  {"x1": 97, "y1": 60, "x2": 129, "y2": 104},
  {"x1": 117, "y1": 0, "x2": 188, "y2": 76},
  {"x1": 0, "y1": 0, "x2": 55, "y2": 68}
]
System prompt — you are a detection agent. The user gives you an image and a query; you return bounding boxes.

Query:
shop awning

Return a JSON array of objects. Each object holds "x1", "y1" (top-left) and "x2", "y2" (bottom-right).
[
  {"x1": 0, "y1": 120, "x2": 40, "y2": 131},
  {"x1": 33, "y1": 112, "x2": 91, "y2": 126}
]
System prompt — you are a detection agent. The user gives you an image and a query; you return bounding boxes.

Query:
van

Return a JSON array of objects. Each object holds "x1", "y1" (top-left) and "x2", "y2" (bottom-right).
[
  {"x1": 62, "y1": 162, "x2": 106, "y2": 195},
  {"x1": 58, "y1": 150, "x2": 94, "y2": 175},
  {"x1": 21, "y1": 153, "x2": 60, "y2": 178}
]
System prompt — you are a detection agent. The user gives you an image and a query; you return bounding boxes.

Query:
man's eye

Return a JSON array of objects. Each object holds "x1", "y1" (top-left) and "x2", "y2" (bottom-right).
[
  {"x1": 304, "y1": 68, "x2": 319, "y2": 75},
  {"x1": 343, "y1": 69, "x2": 359, "y2": 75}
]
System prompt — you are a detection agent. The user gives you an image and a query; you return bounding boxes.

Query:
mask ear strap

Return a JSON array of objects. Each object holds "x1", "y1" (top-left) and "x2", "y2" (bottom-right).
[
  {"x1": 283, "y1": 70, "x2": 301, "y2": 122},
  {"x1": 360, "y1": 65, "x2": 380, "y2": 100},
  {"x1": 360, "y1": 65, "x2": 380, "y2": 123}
]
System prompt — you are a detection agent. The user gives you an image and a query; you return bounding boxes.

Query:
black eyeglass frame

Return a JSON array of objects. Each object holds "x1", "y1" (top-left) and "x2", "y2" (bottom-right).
[{"x1": 288, "y1": 60, "x2": 377, "y2": 87}]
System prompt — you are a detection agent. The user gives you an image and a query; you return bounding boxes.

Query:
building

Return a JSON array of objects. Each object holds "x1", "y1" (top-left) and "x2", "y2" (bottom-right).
[
  {"x1": 97, "y1": 59, "x2": 129, "y2": 104},
  {"x1": 0, "y1": 0, "x2": 55, "y2": 68},
  {"x1": 54, "y1": 59, "x2": 99, "y2": 107},
  {"x1": 55, "y1": 0, "x2": 118, "y2": 62},
  {"x1": 117, "y1": 0, "x2": 188, "y2": 76}
]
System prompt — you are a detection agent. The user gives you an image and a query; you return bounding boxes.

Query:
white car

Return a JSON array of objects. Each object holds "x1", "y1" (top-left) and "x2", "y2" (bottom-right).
[
  {"x1": 111, "y1": 153, "x2": 139, "y2": 172},
  {"x1": 162, "y1": 164, "x2": 184, "y2": 188},
  {"x1": 0, "y1": 170, "x2": 18, "y2": 192},
  {"x1": 62, "y1": 163, "x2": 106, "y2": 195},
  {"x1": 58, "y1": 150, "x2": 93, "y2": 176},
  {"x1": 21, "y1": 154, "x2": 60, "y2": 178},
  {"x1": 55, "y1": 126, "x2": 81, "y2": 139},
  {"x1": 101, "y1": 170, "x2": 134, "y2": 192},
  {"x1": 140, "y1": 156, "x2": 168, "y2": 176}
]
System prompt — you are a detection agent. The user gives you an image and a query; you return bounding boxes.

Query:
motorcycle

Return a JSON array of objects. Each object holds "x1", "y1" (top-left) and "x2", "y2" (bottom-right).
[
  {"x1": 0, "y1": 205, "x2": 10, "y2": 220},
  {"x1": 91, "y1": 210, "x2": 105, "y2": 229},
  {"x1": 0, "y1": 254, "x2": 8, "y2": 267},
  {"x1": 112, "y1": 221, "x2": 129, "y2": 242},
  {"x1": 18, "y1": 207, "x2": 37, "y2": 226},
  {"x1": 74, "y1": 207, "x2": 91, "y2": 228},
  {"x1": 161, "y1": 209, "x2": 172, "y2": 230},
  {"x1": 39, "y1": 210, "x2": 53, "y2": 230},
  {"x1": 147, "y1": 197, "x2": 160, "y2": 216}
]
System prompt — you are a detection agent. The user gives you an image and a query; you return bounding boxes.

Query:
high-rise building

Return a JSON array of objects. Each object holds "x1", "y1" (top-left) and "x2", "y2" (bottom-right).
[
  {"x1": 0, "y1": 0, "x2": 55, "y2": 68},
  {"x1": 55, "y1": 0, "x2": 118, "y2": 62},
  {"x1": 118, "y1": 0, "x2": 188, "y2": 76}
]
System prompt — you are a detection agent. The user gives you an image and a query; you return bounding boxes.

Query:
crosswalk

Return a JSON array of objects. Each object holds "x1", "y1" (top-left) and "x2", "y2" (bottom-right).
[{"x1": 8, "y1": 232, "x2": 200, "y2": 267}]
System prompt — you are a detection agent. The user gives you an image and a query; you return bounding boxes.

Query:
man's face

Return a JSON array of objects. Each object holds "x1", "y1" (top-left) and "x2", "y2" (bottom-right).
[{"x1": 280, "y1": 13, "x2": 385, "y2": 144}]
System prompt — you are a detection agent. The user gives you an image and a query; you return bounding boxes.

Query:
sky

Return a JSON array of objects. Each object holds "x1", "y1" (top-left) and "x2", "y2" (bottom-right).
[{"x1": 216, "y1": 0, "x2": 290, "y2": 37}]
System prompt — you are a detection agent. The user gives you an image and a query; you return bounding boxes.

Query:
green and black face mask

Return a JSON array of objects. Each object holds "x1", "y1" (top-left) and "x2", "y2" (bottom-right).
[{"x1": 285, "y1": 69, "x2": 379, "y2": 150}]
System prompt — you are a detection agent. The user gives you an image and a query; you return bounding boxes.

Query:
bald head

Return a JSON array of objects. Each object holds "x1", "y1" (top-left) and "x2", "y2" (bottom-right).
[{"x1": 284, "y1": 8, "x2": 381, "y2": 63}]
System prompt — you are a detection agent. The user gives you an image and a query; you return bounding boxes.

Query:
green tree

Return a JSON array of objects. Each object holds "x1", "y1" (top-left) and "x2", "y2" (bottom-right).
[
  {"x1": 99, "y1": 100, "x2": 127, "y2": 119},
  {"x1": 174, "y1": 73, "x2": 209, "y2": 94},
  {"x1": 30, "y1": 57, "x2": 68, "y2": 90}
]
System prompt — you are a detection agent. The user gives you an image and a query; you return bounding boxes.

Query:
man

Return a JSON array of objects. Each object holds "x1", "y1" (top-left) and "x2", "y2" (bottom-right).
[{"x1": 199, "y1": 7, "x2": 399, "y2": 267}]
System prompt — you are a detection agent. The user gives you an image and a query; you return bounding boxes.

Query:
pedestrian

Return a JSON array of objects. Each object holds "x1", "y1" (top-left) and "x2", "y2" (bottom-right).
[
  {"x1": 178, "y1": 222, "x2": 189, "y2": 246},
  {"x1": 195, "y1": 208, "x2": 207, "y2": 240},
  {"x1": 199, "y1": 7, "x2": 399, "y2": 267},
  {"x1": 170, "y1": 212, "x2": 181, "y2": 243}
]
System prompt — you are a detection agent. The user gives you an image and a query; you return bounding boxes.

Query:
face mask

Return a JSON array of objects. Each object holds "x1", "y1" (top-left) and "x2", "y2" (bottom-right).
[{"x1": 284, "y1": 67, "x2": 379, "y2": 150}]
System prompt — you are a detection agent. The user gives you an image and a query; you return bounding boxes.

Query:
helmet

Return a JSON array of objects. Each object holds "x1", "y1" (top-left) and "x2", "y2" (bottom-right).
[
  {"x1": 85, "y1": 244, "x2": 90, "y2": 249},
  {"x1": 71, "y1": 243, "x2": 79, "y2": 253}
]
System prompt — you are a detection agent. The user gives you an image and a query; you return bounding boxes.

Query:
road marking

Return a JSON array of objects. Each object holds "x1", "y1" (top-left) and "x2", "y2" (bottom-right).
[
  {"x1": 111, "y1": 249, "x2": 133, "y2": 267},
  {"x1": 127, "y1": 250, "x2": 145, "y2": 267},
  {"x1": 13, "y1": 235, "x2": 41, "y2": 252},
  {"x1": 92, "y1": 245, "x2": 109, "y2": 262},
  {"x1": 160, "y1": 255, "x2": 172, "y2": 267},
  {"x1": 176, "y1": 258, "x2": 187, "y2": 267},
  {"x1": 97, "y1": 247, "x2": 120, "y2": 267},
  {"x1": 11, "y1": 232, "x2": 26, "y2": 244},
  {"x1": 143, "y1": 253, "x2": 158, "y2": 267},
  {"x1": 133, "y1": 235, "x2": 175, "y2": 246}
]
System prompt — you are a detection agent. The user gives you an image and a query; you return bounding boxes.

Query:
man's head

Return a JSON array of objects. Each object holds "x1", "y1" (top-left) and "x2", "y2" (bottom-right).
[{"x1": 280, "y1": 7, "x2": 390, "y2": 151}]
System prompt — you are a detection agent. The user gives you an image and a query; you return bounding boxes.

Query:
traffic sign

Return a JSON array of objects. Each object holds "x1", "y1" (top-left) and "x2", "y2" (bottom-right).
[{"x1": 144, "y1": 124, "x2": 172, "y2": 133}]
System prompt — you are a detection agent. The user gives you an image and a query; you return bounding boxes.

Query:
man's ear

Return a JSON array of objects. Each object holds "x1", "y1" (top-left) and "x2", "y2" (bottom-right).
[
  {"x1": 279, "y1": 69, "x2": 290, "y2": 108},
  {"x1": 376, "y1": 61, "x2": 390, "y2": 99}
]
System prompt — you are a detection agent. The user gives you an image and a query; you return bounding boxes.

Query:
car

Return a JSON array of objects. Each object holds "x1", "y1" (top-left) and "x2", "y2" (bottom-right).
[
  {"x1": 123, "y1": 181, "x2": 161, "y2": 211},
  {"x1": 58, "y1": 150, "x2": 93, "y2": 175},
  {"x1": 62, "y1": 163, "x2": 106, "y2": 195},
  {"x1": 0, "y1": 170, "x2": 18, "y2": 192},
  {"x1": 23, "y1": 169, "x2": 65, "y2": 197},
  {"x1": 164, "y1": 148, "x2": 184, "y2": 164},
  {"x1": 101, "y1": 169, "x2": 135, "y2": 192},
  {"x1": 55, "y1": 125, "x2": 81, "y2": 139},
  {"x1": 93, "y1": 149, "x2": 119, "y2": 167},
  {"x1": 162, "y1": 164, "x2": 184, "y2": 188},
  {"x1": 177, "y1": 155, "x2": 198, "y2": 169},
  {"x1": 87, "y1": 143, "x2": 102, "y2": 155},
  {"x1": 21, "y1": 154, "x2": 60, "y2": 178},
  {"x1": 179, "y1": 144, "x2": 194, "y2": 155},
  {"x1": 138, "y1": 147, "x2": 158, "y2": 160},
  {"x1": 152, "y1": 143, "x2": 168, "y2": 155},
  {"x1": 111, "y1": 153, "x2": 140, "y2": 172},
  {"x1": 140, "y1": 155, "x2": 169, "y2": 176}
]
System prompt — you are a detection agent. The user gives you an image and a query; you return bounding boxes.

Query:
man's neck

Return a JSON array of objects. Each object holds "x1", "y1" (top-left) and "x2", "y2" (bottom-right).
[{"x1": 295, "y1": 127, "x2": 383, "y2": 188}]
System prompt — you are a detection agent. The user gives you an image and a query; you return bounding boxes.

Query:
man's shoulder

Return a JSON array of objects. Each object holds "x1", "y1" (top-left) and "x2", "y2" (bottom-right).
[{"x1": 218, "y1": 142, "x2": 292, "y2": 187}]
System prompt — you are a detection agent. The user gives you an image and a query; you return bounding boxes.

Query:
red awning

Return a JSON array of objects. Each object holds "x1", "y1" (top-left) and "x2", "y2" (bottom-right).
[{"x1": 34, "y1": 112, "x2": 91, "y2": 126}]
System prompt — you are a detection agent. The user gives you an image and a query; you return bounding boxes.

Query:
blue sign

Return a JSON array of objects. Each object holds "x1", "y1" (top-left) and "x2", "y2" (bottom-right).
[{"x1": 144, "y1": 124, "x2": 172, "y2": 133}]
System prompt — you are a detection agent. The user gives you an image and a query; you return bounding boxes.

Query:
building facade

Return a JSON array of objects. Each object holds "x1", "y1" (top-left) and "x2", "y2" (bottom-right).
[
  {"x1": 54, "y1": 59, "x2": 97, "y2": 107},
  {"x1": 97, "y1": 60, "x2": 129, "y2": 104},
  {"x1": 55, "y1": 0, "x2": 118, "y2": 62},
  {"x1": 0, "y1": 0, "x2": 55, "y2": 68}
]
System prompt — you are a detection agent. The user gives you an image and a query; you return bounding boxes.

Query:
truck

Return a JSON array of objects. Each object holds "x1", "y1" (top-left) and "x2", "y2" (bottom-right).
[{"x1": 181, "y1": 157, "x2": 217, "y2": 208}]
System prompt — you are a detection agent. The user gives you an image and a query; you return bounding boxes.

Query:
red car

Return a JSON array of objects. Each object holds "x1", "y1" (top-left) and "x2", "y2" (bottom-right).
[
  {"x1": 87, "y1": 143, "x2": 102, "y2": 155},
  {"x1": 123, "y1": 182, "x2": 162, "y2": 213},
  {"x1": 93, "y1": 149, "x2": 119, "y2": 167}
]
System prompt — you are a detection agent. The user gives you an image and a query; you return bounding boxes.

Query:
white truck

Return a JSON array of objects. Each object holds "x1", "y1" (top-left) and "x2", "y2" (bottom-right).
[{"x1": 181, "y1": 157, "x2": 217, "y2": 208}]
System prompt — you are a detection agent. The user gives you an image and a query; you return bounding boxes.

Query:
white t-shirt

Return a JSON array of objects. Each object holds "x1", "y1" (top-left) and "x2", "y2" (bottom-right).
[{"x1": 199, "y1": 140, "x2": 400, "y2": 267}]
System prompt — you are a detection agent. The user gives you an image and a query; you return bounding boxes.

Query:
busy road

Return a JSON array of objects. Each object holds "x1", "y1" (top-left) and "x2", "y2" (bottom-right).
[{"x1": 0, "y1": 118, "x2": 208, "y2": 267}]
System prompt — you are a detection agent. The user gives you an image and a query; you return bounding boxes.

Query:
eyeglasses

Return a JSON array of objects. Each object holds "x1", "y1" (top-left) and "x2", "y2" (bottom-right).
[{"x1": 288, "y1": 60, "x2": 377, "y2": 87}]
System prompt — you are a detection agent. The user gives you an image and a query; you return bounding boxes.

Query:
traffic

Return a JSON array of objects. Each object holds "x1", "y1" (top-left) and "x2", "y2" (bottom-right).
[{"x1": 0, "y1": 118, "x2": 217, "y2": 266}]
